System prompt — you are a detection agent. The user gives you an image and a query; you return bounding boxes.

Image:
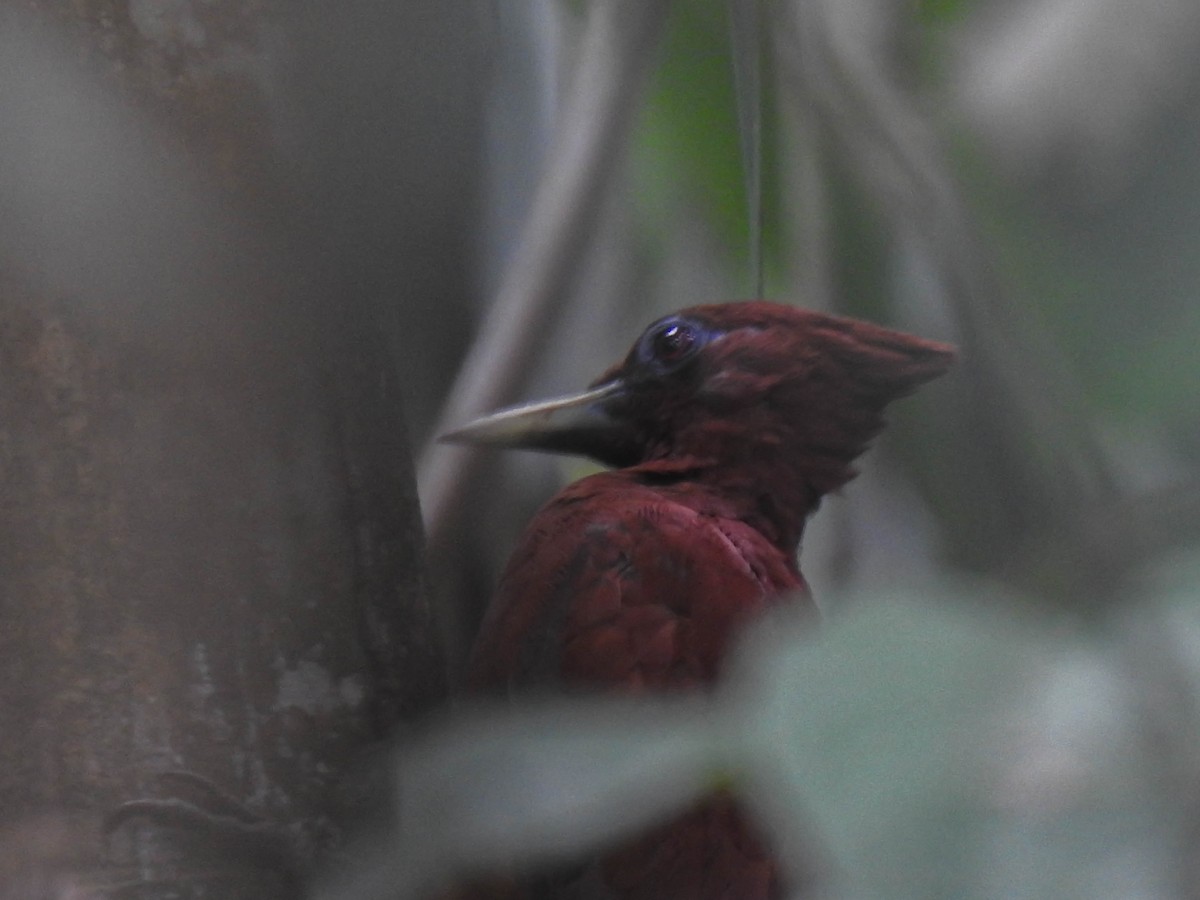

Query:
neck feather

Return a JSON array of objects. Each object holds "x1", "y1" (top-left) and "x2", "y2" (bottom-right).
[{"x1": 634, "y1": 450, "x2": 840, "y2": 554}]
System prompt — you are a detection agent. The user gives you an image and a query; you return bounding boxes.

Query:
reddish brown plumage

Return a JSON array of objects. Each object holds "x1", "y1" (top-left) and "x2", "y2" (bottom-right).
[
  {"x1": 468, "y1": 468, "x2": 812, "y2": 694},
  {"x1": 451, "y1": 301, "x2": 955, "y2": 899}
]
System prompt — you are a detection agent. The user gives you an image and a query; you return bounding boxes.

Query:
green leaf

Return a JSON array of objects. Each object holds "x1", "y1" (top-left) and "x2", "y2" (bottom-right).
[
  {"x1": 725, "y1": 589, "x2": 1030, "y2": 896},
  {"x1": 632, "y1": 2, "x2": 783, "y2": 292}
]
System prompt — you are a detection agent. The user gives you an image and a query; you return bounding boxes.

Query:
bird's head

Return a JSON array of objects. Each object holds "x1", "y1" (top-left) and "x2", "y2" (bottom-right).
[{"x1": 443, "y1": 301, "x2": 955, "y2": 493}]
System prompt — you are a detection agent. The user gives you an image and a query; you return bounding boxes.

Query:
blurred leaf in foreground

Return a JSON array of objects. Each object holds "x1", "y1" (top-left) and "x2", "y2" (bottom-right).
[
  {"x1": 725, "y1": 588, "x2": 1030, "y2": 897},
  {"x1": 317, "y1": 578, "x2": 1200, "y2": 899}
]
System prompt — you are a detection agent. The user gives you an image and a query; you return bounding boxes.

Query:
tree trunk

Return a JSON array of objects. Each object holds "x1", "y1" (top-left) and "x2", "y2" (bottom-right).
[{"x1": 0, "y1": 4, "x2": 475, "y2": 896}]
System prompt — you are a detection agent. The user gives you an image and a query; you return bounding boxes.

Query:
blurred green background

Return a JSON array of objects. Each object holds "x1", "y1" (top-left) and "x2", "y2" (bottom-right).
[{"x1": 404, "y1": 2, "x2": 1200, "y2": 897}]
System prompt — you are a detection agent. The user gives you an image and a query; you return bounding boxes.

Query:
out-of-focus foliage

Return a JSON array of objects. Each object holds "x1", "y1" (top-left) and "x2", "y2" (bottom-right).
[
  {"x1": 634, "y1": 4, "x2": 741, "y2": 261},
  {"x1": 951, "y1": 0, "x2": 1200, "y2": 441},
  {"x1": 323, "y1": 568, "x2": 1200, "y2": 898},
  {"x1": 413, "y1": 0, "x2": 1200, "y2": 896},
  {"x1": 724, "y1": 588, "x2": 1027, "y2": 897},
  {"x1": 916, "y1": 0, "x2": 971, "y2": 25},
  {"x1": 633, "y1": 2, "x2": 786, "y2": 294}
]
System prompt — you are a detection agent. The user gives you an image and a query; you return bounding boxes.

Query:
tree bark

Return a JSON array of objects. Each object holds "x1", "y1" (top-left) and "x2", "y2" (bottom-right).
[{"x1": 0, "y1": 4, "x2": 469, "y2": 896}]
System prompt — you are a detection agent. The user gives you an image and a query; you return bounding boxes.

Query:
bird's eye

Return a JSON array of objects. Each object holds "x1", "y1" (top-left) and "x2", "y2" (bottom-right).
[{"x1": 641, "y1": 318, "x2": 701, "y2": 370}]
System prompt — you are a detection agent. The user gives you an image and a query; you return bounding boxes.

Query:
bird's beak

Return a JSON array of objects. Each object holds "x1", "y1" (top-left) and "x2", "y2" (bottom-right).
[{"x1": 439, "y1": 380, "x2": 639, "y2": 466}]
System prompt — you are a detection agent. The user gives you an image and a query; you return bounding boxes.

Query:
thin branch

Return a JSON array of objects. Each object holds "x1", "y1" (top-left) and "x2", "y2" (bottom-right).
[
  {"x1": 418, "y1": 0, "x2": 671, "y2": 554},
  {"x1": 769, "y1": 0, "x2": 1132, "y2": 593},
  {"x1": 773, "y1": 0, "x2": 1117, "y2": 507},
  {"x1": 728, "y1": 0, "x2": 766, "y2": 297},
  {"x1": 1002, "y1": 479, "x2": 1200, "y2": 612}
]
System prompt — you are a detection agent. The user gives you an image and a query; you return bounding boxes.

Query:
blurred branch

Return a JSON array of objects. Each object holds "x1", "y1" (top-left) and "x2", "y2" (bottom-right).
[
  {"x1": 418, "y1": 0, "x2": 670, "y2": 554},
  {"x1": 954, "y1": 0, "x2": 1200, "y2": 185},
  {"x1": 1005, "y1": 478, "x2": 1200, "y2": 612},
  {"x1": 727, "y1": 0, "x2": 765, "y2": 297},
  {"x1": 772, "y1": 0, "x2": 1116, "y2": 503},
  {"x1": 769, "y1": 0, "x2": 1149, "y2": 600},
  {"x1": 778, "y1": 96, "x2": 834, "y2": 309}
]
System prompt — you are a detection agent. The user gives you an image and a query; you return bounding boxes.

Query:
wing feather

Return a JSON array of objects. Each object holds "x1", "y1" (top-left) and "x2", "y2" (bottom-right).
[{"x1": 466, "y1": 475, "x2": 809, "y2": 693}]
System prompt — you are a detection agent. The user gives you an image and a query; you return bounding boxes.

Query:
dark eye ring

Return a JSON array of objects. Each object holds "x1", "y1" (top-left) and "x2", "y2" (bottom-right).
[
  {"x1": 643, "y1": 318, "x2": 701, "y2": 369},
  {"x1": 652, "y1": 321, "x2": 695, "y2": 361}
]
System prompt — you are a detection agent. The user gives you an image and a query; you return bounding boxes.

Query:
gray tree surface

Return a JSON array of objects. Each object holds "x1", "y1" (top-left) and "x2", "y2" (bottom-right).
[{"x1": 0, "y1": 4, "x2": 478, "y2": 896}]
